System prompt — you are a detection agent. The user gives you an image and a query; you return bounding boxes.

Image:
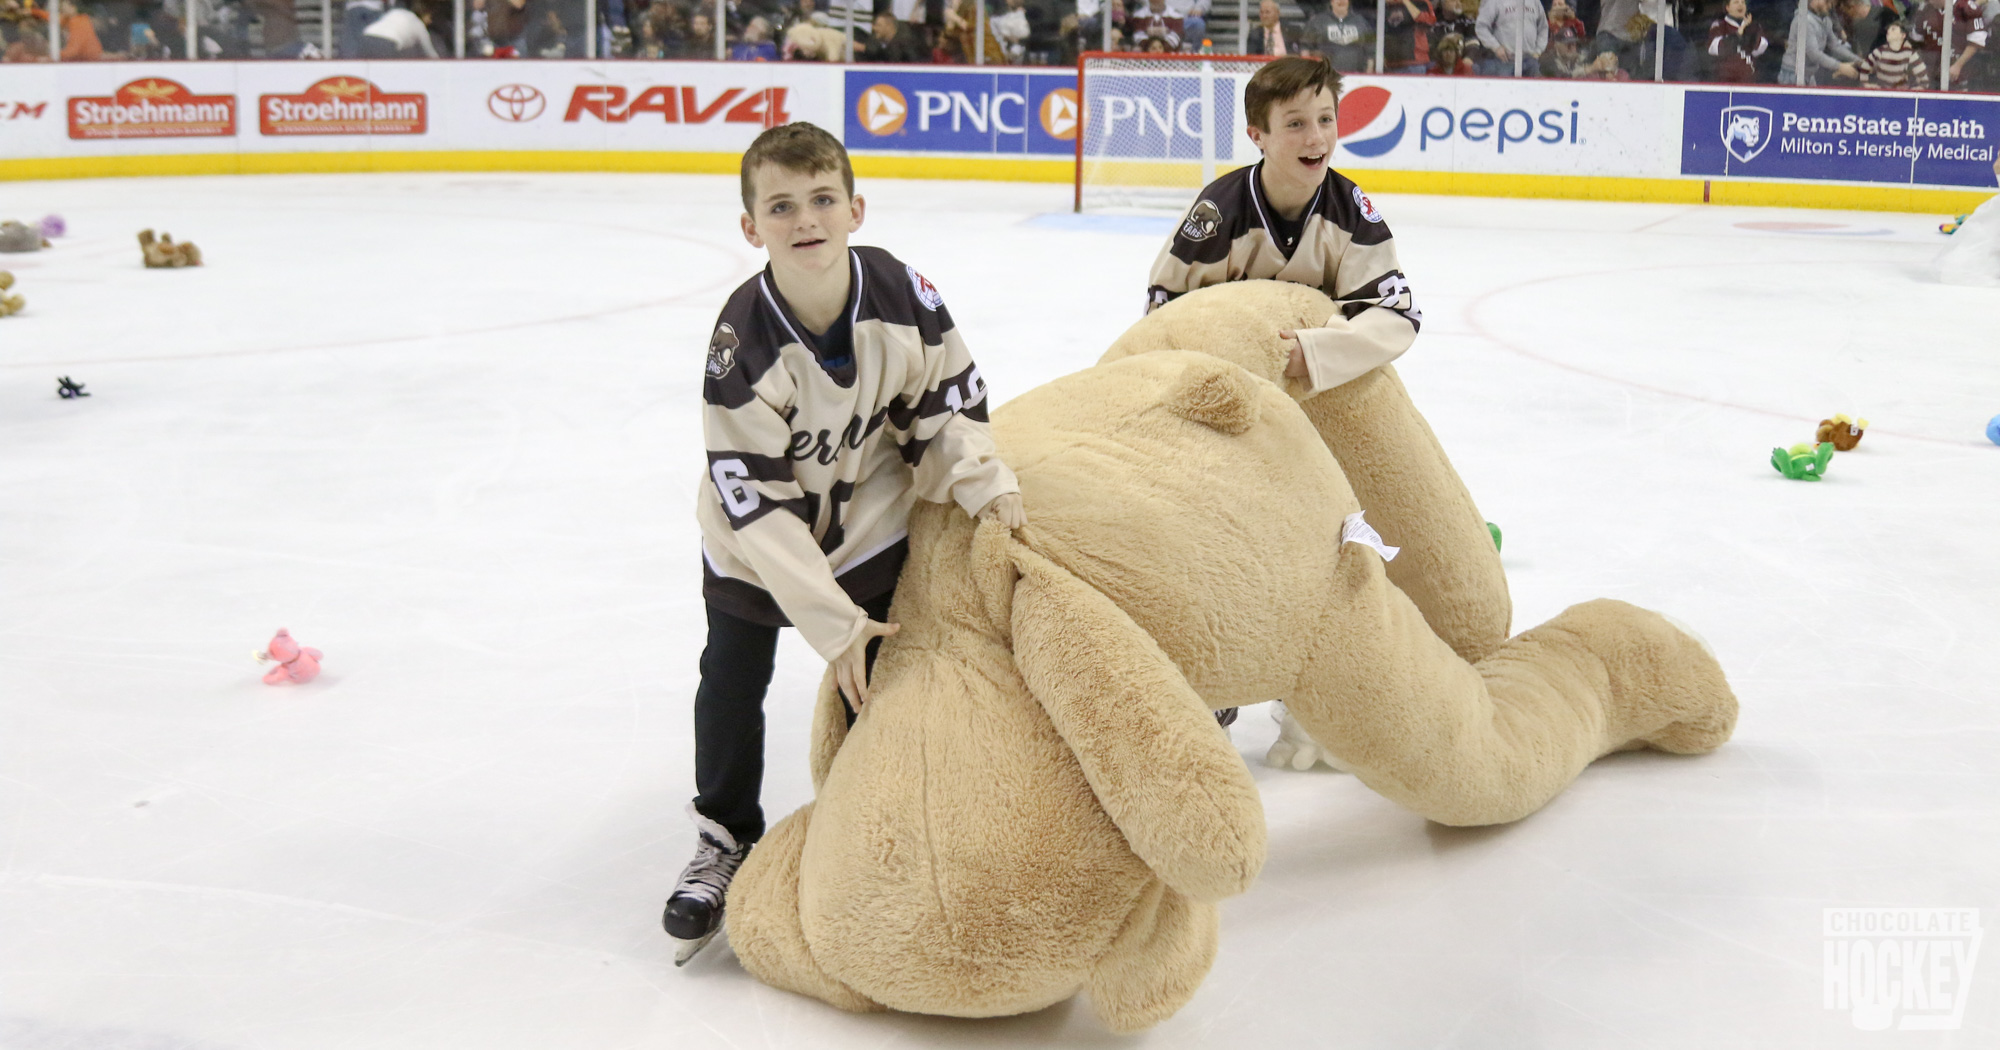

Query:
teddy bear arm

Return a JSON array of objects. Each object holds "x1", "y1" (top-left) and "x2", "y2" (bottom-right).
[
  {"x1": 1009, "y1": 548, "x2": 1266, "y2": 904},
  {"x1": 1286, "y1": 548, "x2": 1737, "y2": 826}
]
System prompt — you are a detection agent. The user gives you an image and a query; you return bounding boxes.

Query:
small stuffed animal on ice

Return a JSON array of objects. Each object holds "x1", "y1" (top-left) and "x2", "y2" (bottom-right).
[
  {"x1": 0, "y1": 220, "x2": 50, "y2": 253},
  {"x1": 1815, "y1": 414, "x2": 1867, "y2": 451},
  {"x1": 38, "y1": 215, "x2": 65, "y2": 239},
  {"x1": 0, "y1": 271, "x2": 23, "y2": 317},
  {"x1": 257, "y1": 629, "x2": 323, "y2": 684},
  {"x1": 138, "y1": 229, "x2": 203, "y2": 268}
]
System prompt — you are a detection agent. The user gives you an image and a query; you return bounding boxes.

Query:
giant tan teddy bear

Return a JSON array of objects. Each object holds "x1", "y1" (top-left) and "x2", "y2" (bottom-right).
[{"x1": 725, "y1": 281, "x2": 1738, "y2": 1031}]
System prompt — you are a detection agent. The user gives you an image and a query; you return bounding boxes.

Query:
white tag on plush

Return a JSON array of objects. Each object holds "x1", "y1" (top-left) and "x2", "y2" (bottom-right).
[{"x1": 1341, "y1": 511, "x2": 1400, "y2": 562}]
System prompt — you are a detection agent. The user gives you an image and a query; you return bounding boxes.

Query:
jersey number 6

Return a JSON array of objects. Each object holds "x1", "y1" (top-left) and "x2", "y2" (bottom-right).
[{"x1": 712, "y1": 458, "x2": 761, "y2": 517}]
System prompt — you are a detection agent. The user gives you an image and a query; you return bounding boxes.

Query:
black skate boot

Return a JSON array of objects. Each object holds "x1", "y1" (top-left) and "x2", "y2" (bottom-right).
[
  {"x1": 663, "y1": 804, "x2": 749, "y2": 966},
  {"x1": 1215, "y1": 707, "x2": 1239, "y2": 729}
]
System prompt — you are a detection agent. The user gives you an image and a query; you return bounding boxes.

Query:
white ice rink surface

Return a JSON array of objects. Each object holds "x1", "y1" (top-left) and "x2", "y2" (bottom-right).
[{"x1": 3, "y1": 173, "x2": 1998, "y2": 1049}]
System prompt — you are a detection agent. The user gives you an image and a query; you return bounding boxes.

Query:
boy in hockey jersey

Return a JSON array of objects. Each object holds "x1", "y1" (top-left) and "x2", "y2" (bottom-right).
[
  {"x1": 663, "y1": 122, "x2": 1026, "y2": 961},
  {"x1": 1146, "y1": 56, "x2": 1422, "y2": 400}
]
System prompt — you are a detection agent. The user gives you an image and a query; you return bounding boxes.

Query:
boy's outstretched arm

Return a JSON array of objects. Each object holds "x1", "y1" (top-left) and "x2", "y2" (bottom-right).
[{"x1": 897, "y1": 290, "x2": 1023, "y2": 525}]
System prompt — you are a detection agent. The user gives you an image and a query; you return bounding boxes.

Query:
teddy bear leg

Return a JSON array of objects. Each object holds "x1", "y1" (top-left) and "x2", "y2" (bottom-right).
[
  {"x1": 1298, "y1": 365, "x2": 1511, "y2": 663},
  {"x1": 726, "y1": 802, "x2": 886, "y2": 1015},
  {"x1": 1287, "y1": 548, "x2": 1737, "y2": 827},
  {"x1": 1086, "y1": 880, "x2": 1218, "y2": 1033}
]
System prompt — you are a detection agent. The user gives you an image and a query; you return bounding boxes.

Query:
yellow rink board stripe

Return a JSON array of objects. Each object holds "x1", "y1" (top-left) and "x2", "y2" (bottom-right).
[{"x1": 0, "y1": 149, "x2": 1986, "y2": 214}]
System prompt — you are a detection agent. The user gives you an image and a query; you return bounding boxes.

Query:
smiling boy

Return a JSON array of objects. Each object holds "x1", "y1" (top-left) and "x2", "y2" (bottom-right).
[
  {"x1": 1145, "y1": 56, "x2": 1421, "y2": 398},
  {"x1": 664, "y1": 122, "x2": 1024, "y2": 963}
]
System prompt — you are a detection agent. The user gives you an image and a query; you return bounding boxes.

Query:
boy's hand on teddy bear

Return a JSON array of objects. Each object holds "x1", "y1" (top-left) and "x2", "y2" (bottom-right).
[
  {"x1": 1278, "y1": 330, "x2": 1309, "y2": 379},
  {"x1": 833, "y1": 619, "x2": 900, "y2": 712},
  {"x1": 978, "y1": 492, "x2": 1026, "y2": 529}
]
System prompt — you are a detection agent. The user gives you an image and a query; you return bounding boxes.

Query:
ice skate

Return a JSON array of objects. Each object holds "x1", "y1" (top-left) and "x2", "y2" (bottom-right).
[{"x1": 662, "y1": 804, "x2": 748, "y2": 967}]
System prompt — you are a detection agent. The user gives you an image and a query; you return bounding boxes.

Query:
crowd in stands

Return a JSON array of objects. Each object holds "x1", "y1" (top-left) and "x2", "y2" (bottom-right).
[{"x1": 1, "y1": 0, "x2": 1991, "y2": 90}]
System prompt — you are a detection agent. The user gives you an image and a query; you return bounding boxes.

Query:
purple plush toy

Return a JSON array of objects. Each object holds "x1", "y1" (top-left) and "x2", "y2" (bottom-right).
[{"x1": 38, "y1": 215, "x2": 64, "y2": 239}]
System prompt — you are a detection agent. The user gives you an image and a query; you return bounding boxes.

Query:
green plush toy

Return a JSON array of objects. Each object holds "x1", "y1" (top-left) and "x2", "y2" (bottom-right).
[
  {"x1": 1771, "y1": 442, "x2": 1834, "y2": 481},
  {"x1": 1487, "y1": 521, "x2": 1502, "y2": 552}
]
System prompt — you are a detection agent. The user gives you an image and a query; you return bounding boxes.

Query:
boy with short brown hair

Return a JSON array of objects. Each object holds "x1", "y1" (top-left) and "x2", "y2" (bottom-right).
[
  {"x1": 664, "y1": 122, "x2": 1024, "y2": 963},
  {"x1": 1147, "y1": 56, "x2": 1422, "y2": 398}
]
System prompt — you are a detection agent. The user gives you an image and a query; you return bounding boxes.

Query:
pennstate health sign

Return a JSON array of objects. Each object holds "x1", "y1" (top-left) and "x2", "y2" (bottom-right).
[
  {"x1": 68, "y1": 78, "x2": 236, "y2": 140},
  {"x1": 1682, "y1": 88, "x2": 2000, "y2": 189},
  {"x1": 260, "y1": 77, "x2": 427, "y2": 136}
]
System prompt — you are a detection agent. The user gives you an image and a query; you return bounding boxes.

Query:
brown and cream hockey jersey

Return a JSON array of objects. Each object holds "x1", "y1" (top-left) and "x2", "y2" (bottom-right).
[
  {"x1": 699, "y1": 245, "x2": 1018, "y2": 661},
  {"x1": 1146, "y1": 162, "x2": 1423, "y2": 396}
]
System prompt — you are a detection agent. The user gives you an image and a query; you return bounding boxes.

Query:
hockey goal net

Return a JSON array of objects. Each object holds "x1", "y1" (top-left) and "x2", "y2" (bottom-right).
[{"x1": 1075, "y1": 52, "x2": 1273, "y2": 212}]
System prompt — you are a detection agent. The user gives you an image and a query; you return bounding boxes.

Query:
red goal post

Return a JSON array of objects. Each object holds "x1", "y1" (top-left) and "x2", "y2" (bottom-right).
[{"x1": 1074, "y1": 51, "x2": 1275, "y2": 213}]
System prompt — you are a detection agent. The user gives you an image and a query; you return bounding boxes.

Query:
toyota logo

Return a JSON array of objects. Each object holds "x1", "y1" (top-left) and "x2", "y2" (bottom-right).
[{"x1": 488, "y1": 84, "x2": 546, "y2": 122}]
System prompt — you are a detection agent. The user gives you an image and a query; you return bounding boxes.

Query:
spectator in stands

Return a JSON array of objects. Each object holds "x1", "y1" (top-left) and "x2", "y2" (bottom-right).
[
  {"x1": 4, "y1": 22, "x2": 47, "y2": 59},
  {"x1": 730, "y1": 12, "x2": 776, "y2": 55},
  {"x1": 1706, "y1": 0, "x2": 1769, "y2": 79},
  {"x1": 360, "y1": 3, "x2": 439, "y2": 55},
  {"x1": 1862, "y1": 19, "x2": 1929, "y2": 84},
  {"x1": 1910, "y1": 0, "x2": 1990, "y2": 89},
  {"x1": 861, "y1": 9, "x2": 925, "y2": 56},
  {"x1": 993, "y1": 0, "x2": 1033, "y2": 59},
  {"x1": 1382, "y1": 0, "x2": 1435, "y2": 72},
  {"x1": 1167, "y1": 0, "x2": 1208, "y2": 48},
  {"x1": 1577, "y1": 45, "x2": 1632, "y2": 72},
  {"x1": 1592, "y1": 0, "x2": 1656, "y2": 72},
  {"x1": 1476, "y1": 0, "x2": 1548, "y2": 73},
  {"x1": 1306, "y1": 0, "x2": 1373, "y2": 70},
  {"x1": 1542, "y1": 20, "x2": 1591, "y2": 71},
  {"x1": 468, "y1": 0, "x2": 494, "y2": 53},
  {"x1": 1431, "y1": 0, "x2": 1485, "y2": 62},
  {"x1": 487, "y1": 0, "x2": 528, "y2": 51},
  {"x1": 342, "y1": 0, "x2": 384, "y2": 55},
  {"x1": 939, "y1": 0, "x2": 1003, "y2": 59},
  {"x1": 1430, "y1": 27, "x2": 1475, "y2": 68},
  {"x1": 1779, "y1": 0, "x2": 1861, "y2": 83},
  {"x1": 1547, "y1": 0, "x2": 1585, "y2": 41},
  {"x1": 681, "y1": 9, "x2": 717, "y2": 54},
  {"x1": 1839, "y1": 0, "x2": 1893, "y2": 57},
  {"x1": 57, "y1": 0, "x2": 102, "y2": 57},
  {"x1": 1246, "y1": 0, "x2": 1293, "y2": 54}
]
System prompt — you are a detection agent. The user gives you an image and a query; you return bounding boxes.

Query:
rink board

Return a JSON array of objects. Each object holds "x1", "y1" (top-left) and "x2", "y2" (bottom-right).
[{"x1": 0, "y1": 62, "x2": 1993, "y2": 213}]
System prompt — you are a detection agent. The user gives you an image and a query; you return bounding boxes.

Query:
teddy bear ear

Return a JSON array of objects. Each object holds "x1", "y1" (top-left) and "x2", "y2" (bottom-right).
[{"x1": 1164, "y1": 357, "x2": 1261, "y2": 436}]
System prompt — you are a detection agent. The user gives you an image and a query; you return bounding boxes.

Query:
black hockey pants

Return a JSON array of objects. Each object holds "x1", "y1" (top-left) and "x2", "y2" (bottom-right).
[{"x1": 690, "y1": 590, "x2": 894, "y2": 846}]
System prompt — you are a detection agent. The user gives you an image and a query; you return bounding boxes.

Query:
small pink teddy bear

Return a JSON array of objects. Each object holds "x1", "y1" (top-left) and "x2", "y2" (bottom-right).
[{"x1": 257, "y1": 628, "x2": 323, "y2": 685}]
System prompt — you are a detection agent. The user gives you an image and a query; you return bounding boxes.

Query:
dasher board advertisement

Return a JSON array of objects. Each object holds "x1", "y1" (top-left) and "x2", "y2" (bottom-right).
[{"x1": 1681, "y1": 88, "x2": 2000, "y2": 189}]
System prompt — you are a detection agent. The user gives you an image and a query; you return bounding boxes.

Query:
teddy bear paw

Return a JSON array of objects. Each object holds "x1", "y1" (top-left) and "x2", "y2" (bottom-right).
[{"x1": 1264, "y1": 702, "x2": 1351, "y2": 773}]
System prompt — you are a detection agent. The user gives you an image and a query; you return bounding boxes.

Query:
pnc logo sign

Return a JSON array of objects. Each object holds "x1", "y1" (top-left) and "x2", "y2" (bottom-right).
[
  {"x1": 856, "y1": 84, "x2": 907, "y2": 136},
  {"x1": 1039, "y1": 87, "x2": 1077, "y2": 141},
  {"x1": 488, "y1": 84, "x2": 546, "y2": 122}
]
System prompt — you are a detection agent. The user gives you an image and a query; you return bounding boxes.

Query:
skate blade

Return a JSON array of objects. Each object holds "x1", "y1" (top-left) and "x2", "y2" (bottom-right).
[{"x1": 672, "y1": 926, "x2": 720, "y2": 967}]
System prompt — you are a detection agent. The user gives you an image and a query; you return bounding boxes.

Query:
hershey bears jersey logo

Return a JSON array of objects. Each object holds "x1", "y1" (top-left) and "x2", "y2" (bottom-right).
[
  {"x1": 907, "y1": 265, "x2": 945, "y2": 311},
  {"x1": 706, "y1": 323, "x2": 740, "y2": 379},
  {"x1": 1181, "y1": 199, "x2": 1223, "y2": 241},
  {"x1": 1352, "y1": 186, "x2": 1383, "y2": 224}
]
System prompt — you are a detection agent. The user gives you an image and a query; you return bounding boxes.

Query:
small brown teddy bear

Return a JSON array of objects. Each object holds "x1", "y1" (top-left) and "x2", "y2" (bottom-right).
[
  {"x1": 1815, "y1": 414, "x2": 1868, "y2": 451},
  {"x1": 138, "y1": 229, "x2": 203, "y2": 268},
  {"x1": 0, "y1": 271, "x2": 22, "y2": 316},
  {"x1": 0, "y1": 220, "x2": 51, "y2": 253}
]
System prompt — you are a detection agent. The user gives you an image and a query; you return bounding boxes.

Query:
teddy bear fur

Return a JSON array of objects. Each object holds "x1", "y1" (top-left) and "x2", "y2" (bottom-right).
[
  {"x1": 724, "y1": 281, "x2": 1738, "y2": 1031},
  {"x1": 138, "y1": 229, "x2": 203, "y2": 269},
  {"x1": 0, "y1": 271, "x2": 22, "y2": 317}
]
